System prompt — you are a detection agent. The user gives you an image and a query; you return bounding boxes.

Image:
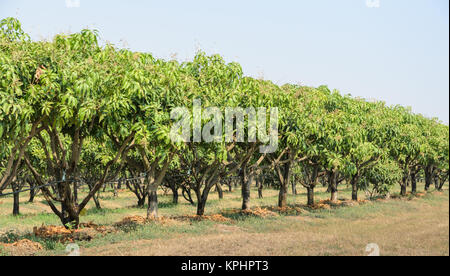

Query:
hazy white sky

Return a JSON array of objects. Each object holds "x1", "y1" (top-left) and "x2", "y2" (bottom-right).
[{"x1": 1, "y1": 0, "x2": 448, "y2": 123}]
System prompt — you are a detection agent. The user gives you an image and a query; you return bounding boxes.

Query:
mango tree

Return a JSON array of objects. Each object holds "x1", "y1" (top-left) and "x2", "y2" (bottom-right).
[{"x1": 0, "y1": 18, "x2": 47, "y2": 193}]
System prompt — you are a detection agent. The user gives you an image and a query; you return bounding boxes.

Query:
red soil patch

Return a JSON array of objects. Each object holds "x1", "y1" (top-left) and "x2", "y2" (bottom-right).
[
  {"x1": 0, "y1": 239, "x2": 43, "y2": 255},
  {"x1": 33, "y1": 222, "x2": 115, "y2": 243}
]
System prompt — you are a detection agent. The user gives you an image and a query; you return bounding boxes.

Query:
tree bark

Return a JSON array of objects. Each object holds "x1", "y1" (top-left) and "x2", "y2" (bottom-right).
[
  {"x1": 351, "y1": 175, "x2": 359, "y2": 201},
  {"x1": 28, "y1": 181, "x2": 35, "y2": 203},
  {"x1": 113, "y1": 182, "x2": 118, "y2": 197},
  {"x1": 241, "y1": 166, "x2": 251, "y2": 210},
  {"x1": 182, "y1": 187, "x2": 195, "y2": 205},
  {"x1": 137, "y1": 197, "x2": 146, "y2": 208},
  {"x1": 434, "y1": 175, "x2": 440, "y2": 190},
  {"x1": 93, "y1": 192, "x2": 102, "y2": 209},
  {"x1": 307, "y1": 186, "x2": 315, "y2": 206},
  {"x1": 292, "y1": 174, "x2": 297, "y2": 195},
  {"x1": 59, "y1": 181, "x2": 81, "y2": 229},
  {"x1": 278, "y1": 161, "x2": 291, "y2": 208},
  {"x1": 197, "y1": 199, "x2": 206, "y2": 216},
  {"x1": 196, "y1": 184, "x2": 213, "y2": 216},
  {"x1": 147, "y1": 190, "x2": 158, "y2": 219},
  {"x1": 257, "y1": 175, "x2": 264, "y2": 199},
  {"x1": 73, "y1": 182, "x2": 78, "y2": 202},
  {"x1": 13, "y1": 188, "x2": 20, "y2": 216},
  {"x1": 216, "y1": 183, "x2": 224, "y2": 200},
  {"x1": 411, "y1": 172, "x2": 417, "y2": 194},
  {"x1": 172, "y1": 187, "x2": 179, "y2": 204},
  {"x1": 401, "y1": 175, "x2": 408, "y2": 196},
  {"x1": 424, "y1": 165, "x2": 433, "y2": 191},
  {"x1": 279, "y1": 181, "x2": 288, "y2": 207},
  {"x1": 401, "y1": 184, "x2": 407, "y2": 196},
  {"x1": 329, "y1": 171, "x2": 338, "y2": 203},
  {"x1": 437, "y1": 172, "x2": 448, "y2": 191},
  {"x1": 196, "y1": 188, "x2": 210, "y2": 216}
]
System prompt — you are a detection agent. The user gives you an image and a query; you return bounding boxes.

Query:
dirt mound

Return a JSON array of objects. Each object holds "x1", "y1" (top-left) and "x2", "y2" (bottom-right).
[
  {"x1": 249, "y1": 207, "x2": 277, "y2": 217},
  {"x1": 241, "y1": 207, "x2": 279, "y2": 218},
  {"x1": 114, "y1": 216, "x2": 147, "y2": 227},
  {"x1": 33, "y1": 222, "x2": 116, "y2": 243},
  {"x1": 310, "y1": 199, "x2": 368, "y2": 210},
  {"x1": 0, "y1": 239, "x2": 43, "y2": 255},
  {"x1": 33, "y1": 225, "x2": 72, "y2": 240},
  {"x1": 178, "y1": 214, "x2": 232, "y2": 223},
  {"x1": 267, "y1": 206, "x2": 302, "y2": 216},
  {"x1": 223, "y1": 207, "x2": 279, "y2": 218},
  {"x1": 115, "y1": 214, "x2": 230, "y2": 226},
  {"x1": 80, "y1": 222, "x2": 116, "y2": 234}
]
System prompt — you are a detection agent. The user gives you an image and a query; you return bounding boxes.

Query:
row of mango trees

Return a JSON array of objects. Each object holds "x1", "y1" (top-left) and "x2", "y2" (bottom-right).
[{"x1": 0, "y1": 18, "x2": 449, "y2": 228}]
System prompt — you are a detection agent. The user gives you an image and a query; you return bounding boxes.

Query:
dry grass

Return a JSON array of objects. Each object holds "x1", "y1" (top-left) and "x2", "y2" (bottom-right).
[{"x1": 79, "y1": 194, "x2": 449, "y2": 256}]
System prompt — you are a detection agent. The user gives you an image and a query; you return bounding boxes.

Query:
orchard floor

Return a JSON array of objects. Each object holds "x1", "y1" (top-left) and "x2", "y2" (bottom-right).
[{"x1": 0, "y1": 184, "x2": 448, "y2": 256}]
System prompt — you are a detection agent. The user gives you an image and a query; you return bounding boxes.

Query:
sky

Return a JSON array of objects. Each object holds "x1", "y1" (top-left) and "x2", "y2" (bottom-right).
[{"x1": 1, "y1": 0, "x2": 449, "y2": 123}]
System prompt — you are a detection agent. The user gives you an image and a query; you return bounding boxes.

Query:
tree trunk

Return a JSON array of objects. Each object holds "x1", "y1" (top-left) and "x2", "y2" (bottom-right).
[
  {"x1": 425, "y1": 165, "x2": 433, "y2": 191},
  {"x1": 401, "y1": 175, "x2": 408, "y2": 196},
  {"x1": 401, "y1": 184, "x2": 407, "y2": 196},
  {"x1": 113, "y1": 182, "x2": 118, "y2": 197},
  {"x1": 58, "y1": 181, "x2": 80, "y2": 229},
  {"x1": 73, "y1": 182, "x2": 78, "y2": 202},
  {"x1": 411, "y1": 172, "x2": 417, "y2": 194},
  {"x1": 351, "y1": 175, "x2": 359, "y2": 201},
  {"x1": 241, "y1": 165, "x2": 251, "y2": 210},
  {"x1": 60, "y1": 210, "x2": 80, "y2": 229},
  {"x1": 172, "y1": 187, "x2": 179, "y2": 204},
  {"x1": 434, "y1": 175, "x2": 440, "y2": 190},
  {"x1": 279, "y1": 182, "x2": 288, "y2": 208},
  {"x1": 93, "y1": 193, "x2": 102, "y2": 209},
  {"x1": 182, "y1": 187, "x2": 195, "y2": 205},
  {"x1": 197, "y1": 199, "x2": 206, "y2": 216},
  {"x1": 258, "y1": 176, "x2": 264, "y2": 199},
  {"x1": 329, "y1": 171, "x2": 338, "y2": 203},
  {"x1": 13, "y1": 189, "x2": 20, "y2": 216},
  {"x1": 28, "y1": 182, "x2": 35, "y2": 203},
  {"x1": 196, "y1": 189, "x2": 207, "y2": 216},
  {"x1": 438, "y1": 173, "x2": 448, "y2": 191},
  {"x1": 216, "y1": 183, "x2": 223, "y2": 200},
  {"x1": 278, "y1": 161, "x2": 291, "y2": 208},
  {"x1": 196, "y1": 185, "x2": 213, "y2": 216},
  {"x1": 87, "y1": 182, "x2": 101, "y2": 209},
  {"x1": 307, "y1": 186, "x2": 315, "y2": 206},
  {"x1": 137, "y1": 197, "x2": 145, "y2": 208},
  {"x1": 292, "y1": 174, "x2": 297, "y2": 195},
  {"x1": 147, "y1": 190, "x2": 158, "y2": 219}
]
